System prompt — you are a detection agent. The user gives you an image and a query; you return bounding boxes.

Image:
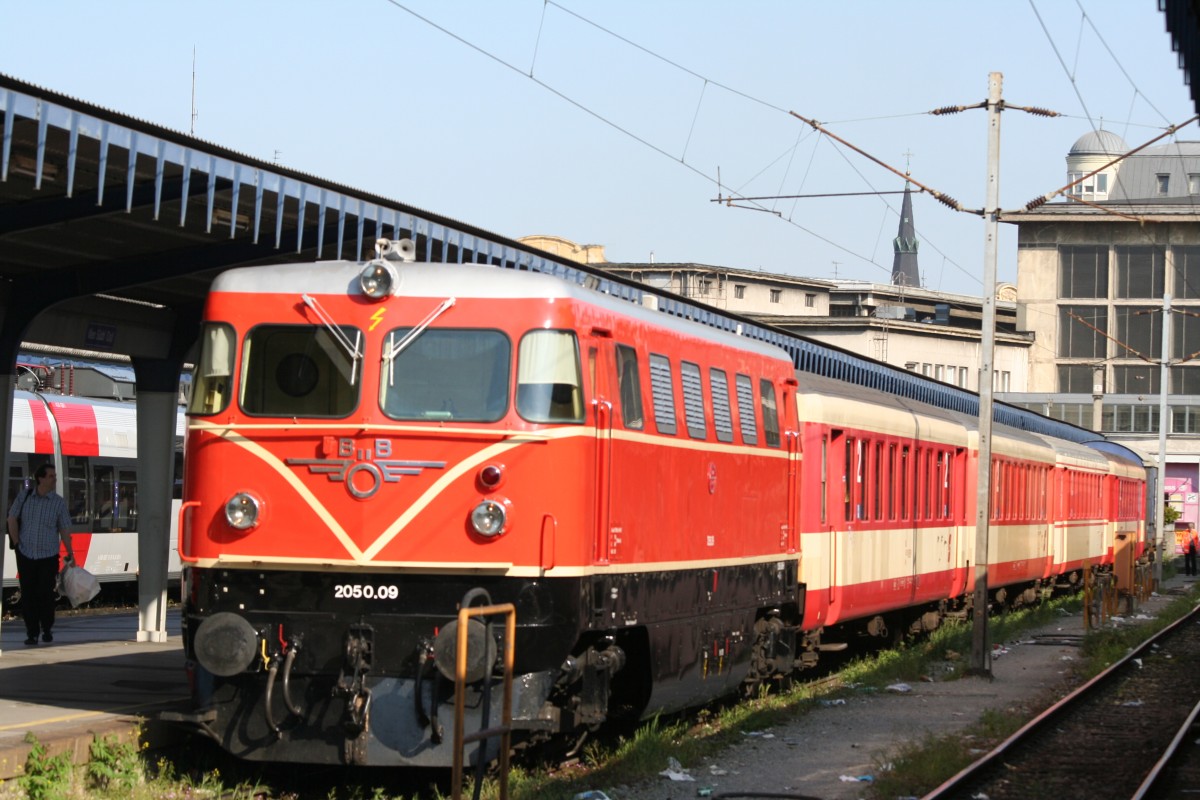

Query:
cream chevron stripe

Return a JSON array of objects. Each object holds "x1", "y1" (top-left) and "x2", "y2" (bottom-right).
[
  {"x1": 362, "y1": 425, "x2": 593, "y2": 560},
  {"x1": 196, "y1": 426, "x2": 365, "y2": 560}
]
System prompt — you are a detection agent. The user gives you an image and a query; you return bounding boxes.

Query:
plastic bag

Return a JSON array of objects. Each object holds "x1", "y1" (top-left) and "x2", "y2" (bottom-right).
[{"x1": 59, "y1": 563, "x2": 100, "y2": 607}]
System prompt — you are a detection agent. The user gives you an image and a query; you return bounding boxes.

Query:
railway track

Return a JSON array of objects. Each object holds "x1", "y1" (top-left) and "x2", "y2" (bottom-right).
[{"x1": 924, "y1": 600, "x2": 1200, "y2": 800}]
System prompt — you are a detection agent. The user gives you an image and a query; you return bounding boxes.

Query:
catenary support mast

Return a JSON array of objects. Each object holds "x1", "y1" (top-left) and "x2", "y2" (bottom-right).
[{"x1": 970, "y1": 72, "x2": 1003, "y2": 677}]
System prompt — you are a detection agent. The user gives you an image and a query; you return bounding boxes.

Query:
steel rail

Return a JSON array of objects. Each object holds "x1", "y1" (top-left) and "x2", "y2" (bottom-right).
[{"x1": 922, "y1": 600, "x2": 1200, "y2": 799}]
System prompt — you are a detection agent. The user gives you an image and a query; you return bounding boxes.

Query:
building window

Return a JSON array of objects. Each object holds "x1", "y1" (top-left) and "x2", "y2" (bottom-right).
[
  {"x1": 698, "y1": 279, "x2": 712, "y2": 296},
  {"x1": 993, "y1": 371, "x2": 1011, "y2": 392},
  {"x1": 958, "y1": 366, "x2": 968, "y2": 387},
  {"x1": 1113, "y1": 306, "x2": 1162, "y2": 359},
  {"x1": 1096, "y1": 173, "x2": 1108, "y2": 193},
  {"x1": 734, "y1": 284, "x2": 746, "y2": 299},
  {"x1": 1046, "y1": 402, "x2": 1093, "y2": 429},
  {"x1": 1114, "y1": 246, "x2": 1165, "y2": 298},
  {"x1": 1190, "y1": 174, "x2": 1200, "y2": 195},
  {"x1": 1157, "y1": 174, "x2": 1170, "y2": 195},
  {"x1": 1058, "y1": 364, "x2": 1095, "y2": 393},
  {"x1": 1103, "y1": 404, "x2": 1160, "y2": 433},
  {"x1": 1174, "y1": 246, "x2": 1200, "y2": 299},
  {"x1": 935, "y1": 365, "x2": 944, "y2": 381},
  {"x1": 1176, "y1": 309, "x2": 1200, "y2": 360},
  {"x1": 922, "y1": 363, "x2": 932, "y2": 376},
  {"x1": 1173, "y1": 366, "x2": 1200, "y2": 394},
  {"x1": 1059, "y1": 246, "x2": 1108, "y2": 298},
  {"x1": 804, "y1": 293, "x2": 816, "y2": 308},
  {"x1": 770, "y1": 289, "x2": 782, "y2": 304},
  {"x1": 1173, "y1": 406, "x2": 1200, "y2": 433},
  {"x1": 1112, "y1": 365, "x2": 1160, "y2": 394},
  {"x1": 1058, "y1": 305, "x2": 1108, "y2": 358}
]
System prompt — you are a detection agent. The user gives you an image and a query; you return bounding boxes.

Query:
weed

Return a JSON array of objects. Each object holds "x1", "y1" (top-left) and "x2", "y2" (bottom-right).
[
  {"x1": 86, "y1": 734, "x2": 142, "y2": 793},
  {"x1": 19, "y1": 733, "x2": 74, "y2": 800}
]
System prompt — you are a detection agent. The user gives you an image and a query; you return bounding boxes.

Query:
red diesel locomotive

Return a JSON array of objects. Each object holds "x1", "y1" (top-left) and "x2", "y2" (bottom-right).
[{"x1": 175, "y1": 239, "x2": 1147, "y2": 766}]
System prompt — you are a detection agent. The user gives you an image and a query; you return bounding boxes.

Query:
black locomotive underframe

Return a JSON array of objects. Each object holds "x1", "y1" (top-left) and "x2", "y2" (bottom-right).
[{"x1": 180, "y1": 560, "x2": 802, "y2": 765}]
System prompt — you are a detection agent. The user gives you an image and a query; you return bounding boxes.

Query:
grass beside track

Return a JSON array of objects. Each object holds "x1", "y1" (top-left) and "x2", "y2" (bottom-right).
[{"x1": 3, "y1": 568, "x2": 1192, "y2": 800}]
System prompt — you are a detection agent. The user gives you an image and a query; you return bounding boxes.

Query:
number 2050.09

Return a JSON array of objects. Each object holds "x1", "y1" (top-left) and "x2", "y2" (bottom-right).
[{"x1": 333, "y1": 584, "x2": 399, "y2": 600}]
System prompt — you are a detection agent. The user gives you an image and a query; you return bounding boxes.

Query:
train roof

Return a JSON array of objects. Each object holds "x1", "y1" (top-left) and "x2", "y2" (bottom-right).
[
  {"x1": 210, "y1": 259, "x2": 795, "y2": 363},
  {"x1": 216, "y1": 251, "x2": 1109, "y2": 449}
]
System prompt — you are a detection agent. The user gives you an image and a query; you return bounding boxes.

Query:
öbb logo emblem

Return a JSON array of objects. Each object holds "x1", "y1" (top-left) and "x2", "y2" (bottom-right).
[{"x1": 286, "y1": 438, "x2": 446, "y2": 499}]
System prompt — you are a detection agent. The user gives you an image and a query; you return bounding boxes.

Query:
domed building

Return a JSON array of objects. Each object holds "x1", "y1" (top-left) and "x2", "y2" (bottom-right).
[
  {"x1": 1065, "y1": 129, "x2": 1128, "y2": 201},
  {"x1": 1009, "y1": 130, "x2": 1200, "y2": 538}
]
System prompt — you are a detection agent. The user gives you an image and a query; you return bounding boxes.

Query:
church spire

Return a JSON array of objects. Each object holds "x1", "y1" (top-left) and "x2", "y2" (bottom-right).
[{"x1": 891, "y1": 180, "x2": 921, "y2": 288}]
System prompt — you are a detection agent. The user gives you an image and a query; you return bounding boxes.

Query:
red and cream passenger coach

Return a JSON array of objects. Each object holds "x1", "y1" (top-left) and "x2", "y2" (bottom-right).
[{"x1": 175, "y1": 239, "x2": 1148, "y2": 767}]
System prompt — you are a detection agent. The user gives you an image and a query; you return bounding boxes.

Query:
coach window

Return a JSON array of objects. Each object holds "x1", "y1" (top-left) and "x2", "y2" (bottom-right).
[
  {"x1": 66, "y1": 457, "x2": 88, "y2": 525},
  {"x1": 384, "y1": 328, "x2": 510, "y2": 422},
  {"x1": 189, "y1": 323, "x2": 235, "y2": 416},
  {"x1": 649, "y1": 354, "x2": 677, "y2": 435},
  {"x1": 680, "y1": 361, "x2": 708, "y2": 440},
  {"x1": 710, "y1": 368, "x2": 734, "y2": 443},
  {"x1": 94, "y1": 467, "x2": 137, "y2": 532},
  {"x1": 735, "y1": 374, "x2": 757, "y2": 444},
  {"x1": 240, "y1": 324, "x2": 361, "y2": 417},
  {"x1": 873, "y1": 441, "x2": 884, "y2": 520},
  {"x1": 615, "y1": 344, "x2": 644, "y2": 429},
  {"x1": 759, "y1": 379, "x2": 781, "y2": 447},
  {"x1": 516, "y1": 330, "x2": 584, "y2": 423},
  {"x1": 899, "y1": 445, "x2": 910, "y2": 520},
  {"x1": 888, "y1": 443, "x2": 898, "y2": 520},
  {"x1": 820, "y1": 436, "x2": 828, "y2": 524}
]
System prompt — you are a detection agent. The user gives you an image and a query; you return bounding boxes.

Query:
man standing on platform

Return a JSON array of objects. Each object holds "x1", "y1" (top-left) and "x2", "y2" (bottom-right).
[{"x1": 6, "y1": 463, "x2": 74, "y2": 645}]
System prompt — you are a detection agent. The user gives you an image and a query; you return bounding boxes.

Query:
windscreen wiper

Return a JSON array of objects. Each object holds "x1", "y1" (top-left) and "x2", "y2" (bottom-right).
[
  {"x1": 301, "y1": 293, "x2": 363, "y2": 385},
  {"x1": 384, "y1": 298, "x2": 456, "y2": 386}
]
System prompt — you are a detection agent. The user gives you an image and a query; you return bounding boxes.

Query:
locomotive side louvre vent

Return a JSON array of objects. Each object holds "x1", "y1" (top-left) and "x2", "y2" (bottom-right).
[
  {"x1": 649, "y1": 354, "x2": 677, "y2": 435},
  {"x1": 735, "y1": 374, "x2": 758, "y2": 445},
  {"x1": 680, "y1": 361, "x2": 708, "y2": 440},
  {"x1": 710, "y1": 368, "x2": 735, "y2": 444}
]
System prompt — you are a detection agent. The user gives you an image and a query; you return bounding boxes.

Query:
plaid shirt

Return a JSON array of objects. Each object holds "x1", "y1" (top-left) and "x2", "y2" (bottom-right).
[{"x1": 10, "y1": 489, "x2": 72, "y2": 560}]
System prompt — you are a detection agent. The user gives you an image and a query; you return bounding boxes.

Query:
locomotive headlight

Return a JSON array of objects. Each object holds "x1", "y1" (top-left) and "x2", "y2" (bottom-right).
[
  {"x1": 224, "y1": 492, "x2": 262, "y2": 530},
  {"x1": 358, "y1": 260, "x2": 399, "y2": 300},
  {"x1": 470, "y1": 499, "x2": 508, "y2": 537}
]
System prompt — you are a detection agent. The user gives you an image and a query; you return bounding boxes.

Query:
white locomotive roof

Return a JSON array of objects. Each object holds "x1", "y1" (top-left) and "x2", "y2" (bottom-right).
[{"x1": 211, "y1": 259, "x2": 794, "y2": 363}]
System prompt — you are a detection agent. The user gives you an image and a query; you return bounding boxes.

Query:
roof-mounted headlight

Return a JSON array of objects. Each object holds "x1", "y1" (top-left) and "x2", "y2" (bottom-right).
[{"x1": 358, "y1": 260, "x2": 399, "y2": 300}]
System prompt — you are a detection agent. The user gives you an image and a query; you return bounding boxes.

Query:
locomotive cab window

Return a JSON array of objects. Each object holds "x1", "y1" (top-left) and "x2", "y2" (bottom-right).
[
  {"x1": 240, "y1": 324, "x2": 361, "y2": 417},
  {"x1": 615, "y1": 344, "x2": 644, "y2": 430},
  {"x1": 516, "y1": 330, "x2": 584, "y2": 423},
  {"x1": 188, "y1": 323, "x2": 235, "y2": 416},
  {"x1": 759, "y1": 379, "x2": 781, "y2": 447},
  {"x1": 383, "y1": 328, "x2": 510, "y2": 422}
]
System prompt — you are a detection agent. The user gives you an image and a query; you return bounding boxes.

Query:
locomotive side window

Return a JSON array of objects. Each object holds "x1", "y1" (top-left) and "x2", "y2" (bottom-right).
[
  {"x1": 384, "y1": 328, "x2": 510, "y2": 422},
  {"x1": 710, "y1": 368, "x2": 734, "y2": 443},
  {"x1": 517, "y1": 330, "x2": 584, "y2": 423},
  {"x1": 680, "y1": 361, "x2": 707, "y2": 440},
  {"x1": 735, "y1": 374, "x2": 757, "y2": 444},
  {"x1": 240, "y1": 324, "x2": 361, "y2": 417},
  {"x1": 615, "y1": 344, "x2": 644, "y2": 430},
  {"x1": 189, "y1": 323, "x2": 235, "y2": 416},
  {"x1": 759, "y1": 379, "x2": 780, "y2": 447},
  {"x1": 648, "y1": 354, "x2": 677, "y2": 435}
]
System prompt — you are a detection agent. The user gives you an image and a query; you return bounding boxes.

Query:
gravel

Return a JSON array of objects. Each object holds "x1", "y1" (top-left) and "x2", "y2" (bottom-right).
[{"x1": 592, "y1": 583, "x2": 1189, "y2": 800}]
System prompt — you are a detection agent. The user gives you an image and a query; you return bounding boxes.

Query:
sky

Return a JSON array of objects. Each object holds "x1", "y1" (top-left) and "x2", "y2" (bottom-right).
[{"x1": 0, "y1": 1, "x2": 1195, "y2": 297}]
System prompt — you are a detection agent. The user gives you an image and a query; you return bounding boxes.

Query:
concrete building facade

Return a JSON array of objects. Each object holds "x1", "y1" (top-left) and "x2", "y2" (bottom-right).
[{"x1": 1008, "y1": 130, "x2": 1200, "y2": 533}]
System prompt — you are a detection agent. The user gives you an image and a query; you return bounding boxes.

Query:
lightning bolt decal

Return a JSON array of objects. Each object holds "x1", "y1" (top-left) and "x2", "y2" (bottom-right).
[{"x1": 369, "y1": 307, "x2": 387, "y2": 331}]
